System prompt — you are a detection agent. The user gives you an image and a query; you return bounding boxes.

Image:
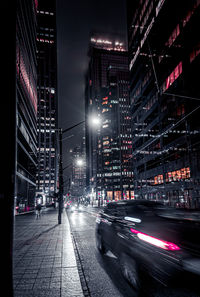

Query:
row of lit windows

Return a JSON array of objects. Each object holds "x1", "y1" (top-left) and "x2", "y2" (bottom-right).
[
  {"x1": 143, "y1": 94, "x2": 158, "y2": 112},
  {"x1": 102, "y1": 108, "x2": 109, "y2": 113},
  {"x1": 182, "y1": 0, "x2": 200, "y2": 27},
  {"x1": 121, "y1": 146, "x2": 132, "y2": 150},
  {"x1": 102, "y1": 124, "x2": 109, "y2": 128},
  {"x1": 122, "y1": 140, "x2": 132, "y2": 144},
  {"x1": 38, "y1": 33, "x2": 54, "y2": 38},
  {"x1": 37, "y1": 10, "x2": 54, "y2": 16},
  {"x1": 132, "y1": 69, "x2": 152, "y2": 102},
  {"x1": 165, "y1": 24, "x2": 180, "y2": 48},
  {"x1": 190, "y1": 44, "x2": 200, "y2": 63},
  {"x1": 39, "y1": 87, "x2": 55, "y2": 94},
  {"x1": 166, "y1": 167, "x2": 191, "y2": 183},
  {"x1": 120, "y1": 134, "x2": 132, "y2": 138},
  {"x1": 40, "y1": 117, "x2": 55, "y2": 120},
  {"x1": 37, "y1": 38, "x2": 54, "y2": 44},
  {"x1": 152, "y1": 167, "x2": 190, "y2": 185},
  {"x1": 39, "y1": 123, "x2": 55, "y2": 126},
  {"x1": 38, "y1": 148, "x2": 55, "y2": 151},
  {"x1": 140, "y1": 1, "x2": 154, "y2": 33},
  {"x1": 37, "y1": 129, "x2": 55, "y2": 133},
  {"x1": 17, "y1": 47, "x2": 37, "y2": 113},
  {"x1": 131, "y1": 0, "x2": 200, "y2": 72},
  {"x1": 37, "y1": 180, "x2": 55, "y2": 184},
  {"x1": 98, "y1": 171, "x2": 133, "y2": 178},
  {"x1": 162, "y1": 61, "x2": 182, "y2": 92},
  {"x1": 18, "y1": 116, "x2": 37, "y2": 155},
  {"x1": 39, "y1": 27, "x2": 54, "y2": 32},
  {"x1": 103, "y1": 141, "x2": 109, "y2": 145}
]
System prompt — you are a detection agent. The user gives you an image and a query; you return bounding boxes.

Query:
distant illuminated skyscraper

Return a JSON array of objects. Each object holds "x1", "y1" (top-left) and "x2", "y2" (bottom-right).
[
  {"x1": 36, "y1": 0, "x2": 58, "y2": 204},
  {"x1": 85, "y1": 34, "x2": 133, "y2": 204}
]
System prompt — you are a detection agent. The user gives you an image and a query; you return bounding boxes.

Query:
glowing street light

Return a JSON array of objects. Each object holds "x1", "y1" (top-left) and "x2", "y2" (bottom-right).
[
  {"x1": 76, "y1": 158, "x2": 84, "y2": 166},
  {"x1": 89, "y1": 115, "x2": 101, "y2": 127},
  {"x1": 57, "y1": 115, "x2": 100, "y2": 224}
]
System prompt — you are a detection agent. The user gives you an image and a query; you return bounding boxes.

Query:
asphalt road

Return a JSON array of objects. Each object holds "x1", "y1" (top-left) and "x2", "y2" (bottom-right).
[
  {"x1": 67, "y1": 206, "x2": 137, "y2": 297},
  {"x1": 67, "y1": 206, "x2": 200, "y2": 297}
]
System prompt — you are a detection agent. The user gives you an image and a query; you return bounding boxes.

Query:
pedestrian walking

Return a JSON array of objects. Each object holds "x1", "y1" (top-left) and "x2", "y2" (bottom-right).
[{"x1": 35, "y1": 203, "x2": 42, "y2": 219}]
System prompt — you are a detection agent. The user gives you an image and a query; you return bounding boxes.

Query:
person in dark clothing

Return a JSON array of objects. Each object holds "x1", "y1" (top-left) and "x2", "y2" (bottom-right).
[{"x1": 35, "y1": 204, "x2": 42, "y2": 219}]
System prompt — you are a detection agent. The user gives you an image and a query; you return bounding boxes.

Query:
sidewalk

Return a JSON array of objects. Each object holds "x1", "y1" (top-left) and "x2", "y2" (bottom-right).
[{"x1": 13, "y1": 208, "x2": 84, "y2": 297}]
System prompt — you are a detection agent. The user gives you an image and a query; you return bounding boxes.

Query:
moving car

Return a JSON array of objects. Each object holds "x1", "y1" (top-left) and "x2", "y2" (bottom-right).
[
  {"x1": 95, "y1": 200, "x2": 200, "y2": 294},
  {"x1": 68, "y1": 203, "x2": 78, "y2": 212},
  {"x1": 68, "y1": 203, "x2": 84, "y2": 212},
  {"x1": 77, "y1": 204, "x2": 84, "y2": 212}
]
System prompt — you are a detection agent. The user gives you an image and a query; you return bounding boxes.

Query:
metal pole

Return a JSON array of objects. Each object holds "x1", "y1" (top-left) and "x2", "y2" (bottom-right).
[
  {"x1": 57, "y1": 120, "x2": 85, "y2": 223},
  {"x1": 58, "y1": 128, "x2": 63, "y2": 224}
]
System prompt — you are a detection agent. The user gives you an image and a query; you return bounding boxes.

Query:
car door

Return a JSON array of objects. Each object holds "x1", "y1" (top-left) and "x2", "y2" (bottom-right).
[
  {"x1": 100, "y1": 205, "x2": 118, "y2": 249},
  {"x1": 109, "y1": 207, "x2": 130, "y2": 255}
]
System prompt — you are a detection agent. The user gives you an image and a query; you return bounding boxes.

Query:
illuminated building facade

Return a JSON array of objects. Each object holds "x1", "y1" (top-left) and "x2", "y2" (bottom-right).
[
  {"x1": 127, "y1": 0, "x2": 200, "y2": 208},
  {"x1": 16, "y1": 0, "x2": 38, "y2": 212},
  {"x1": 36, "y1": 0, "x2": 58, "y2": 204},
  {"x1": 85, "y1": 35, "x2": 133, "y2": 204}
]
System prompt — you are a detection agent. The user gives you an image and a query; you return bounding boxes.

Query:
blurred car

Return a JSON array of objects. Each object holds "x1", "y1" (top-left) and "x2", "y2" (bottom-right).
[
  {"x1": 95, "y1": 200, "x2": 200, "y2": 294},
  {"x1": 69, "y1": 203, "x2": 78, "y2": 212},
  {"x1": 77, "y1": 204, "x2": 84, "y2": 212},
  {"x1": 68, "y1": 203, "x2": 84, "y2": 212}
]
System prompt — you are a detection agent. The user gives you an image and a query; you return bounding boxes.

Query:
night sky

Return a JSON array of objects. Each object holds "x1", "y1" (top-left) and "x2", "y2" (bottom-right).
[{"x1": 57, "y1": 0, "x2": 127, "y2": 169}]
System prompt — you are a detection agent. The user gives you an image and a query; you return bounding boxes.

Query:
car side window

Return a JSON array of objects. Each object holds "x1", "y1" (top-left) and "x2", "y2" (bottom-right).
[
  {"x1": 104, "y1": 208, "x2": 113, "y2": 215},
  {"x1": 105, "y1": 206, "x2": 127, "y2": 217},
  {"x1": 104, "y1": 204, "x2": 116, "y2": 215},
  {"x1": 104, "y1": 205, "x2": 124, "y2": 216},
  {"x1": 125, "y1": 205, "x2": 143, "y2": 216}
]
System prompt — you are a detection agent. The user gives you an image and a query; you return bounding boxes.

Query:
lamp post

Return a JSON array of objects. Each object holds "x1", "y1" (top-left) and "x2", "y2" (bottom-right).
[
  {"x1": 57, "y1": 120, "x2": 84, "y2": 224},
  {"x1": 57, "y1": 115, "x2": 101, "y2": 223}
]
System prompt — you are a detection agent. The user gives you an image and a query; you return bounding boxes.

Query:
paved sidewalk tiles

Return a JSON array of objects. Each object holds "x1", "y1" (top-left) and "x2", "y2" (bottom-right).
[{"x1": 13, "y1": 208, "x2": 84, "y2": 297}]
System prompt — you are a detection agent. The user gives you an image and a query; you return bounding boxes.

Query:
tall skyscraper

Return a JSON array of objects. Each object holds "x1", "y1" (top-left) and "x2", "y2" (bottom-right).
[
  {"x1": 85, "y1": 34, "x2": 133, "y2": 205},
  {"x1": 127, "y1": 0, "x2": 200, "y2": 208},
  {"x1": 16, "y1": 0, "x2": 38, "y2": 213},
  {"x1": 36, "y1": 0, "x2": 58, "y2": 205}
]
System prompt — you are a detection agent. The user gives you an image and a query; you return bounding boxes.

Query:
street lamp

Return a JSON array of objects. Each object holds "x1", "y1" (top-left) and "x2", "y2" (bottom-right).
[
  {"x1": 76, "y1": 158, "x2": 84, "y2": 166},
  {"x1": 89, "y1": 115, "x2": 101, "y2": 127},
  {"x1": 58, "y1": 121, "x2": 84, "y2": 224},
  {"x1": 57, "y1": 115, "x2": 101, "y2": 224}
]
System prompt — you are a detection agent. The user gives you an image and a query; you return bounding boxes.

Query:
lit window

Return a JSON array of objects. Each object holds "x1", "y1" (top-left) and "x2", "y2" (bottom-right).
[
  {"x1": 166, "y1": 24, "x2": 180, "y2": 47},
  {"x1": 190, "y1": 44, "x2": 200, "y2": 63},
  {"x1": 163, "y1": 62, "x2": 182, "y2": 92}
]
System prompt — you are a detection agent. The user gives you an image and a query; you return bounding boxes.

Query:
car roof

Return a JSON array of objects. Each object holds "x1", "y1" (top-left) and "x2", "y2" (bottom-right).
[{"x1": 106, "y1": 199, "x2": 164, "y2": 208}]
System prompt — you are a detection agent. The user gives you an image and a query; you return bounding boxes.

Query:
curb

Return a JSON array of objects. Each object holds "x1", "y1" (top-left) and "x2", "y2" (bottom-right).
[{"x1": 64, "y1": 211, "x2": 85, "y2": 297}]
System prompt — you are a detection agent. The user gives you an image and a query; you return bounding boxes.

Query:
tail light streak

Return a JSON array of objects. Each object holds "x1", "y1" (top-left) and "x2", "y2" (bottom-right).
[{"x1": 130, "y1": 228, "x2": 180, "y2": 251}]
